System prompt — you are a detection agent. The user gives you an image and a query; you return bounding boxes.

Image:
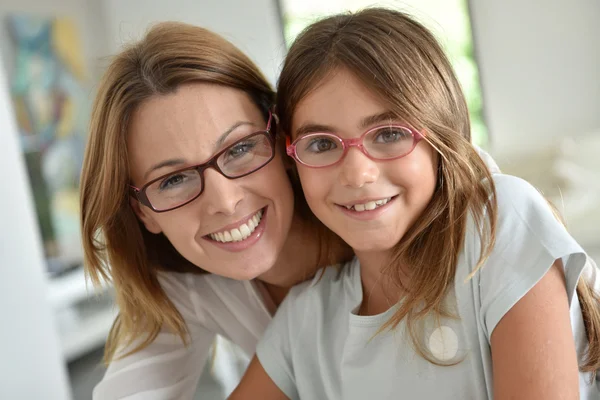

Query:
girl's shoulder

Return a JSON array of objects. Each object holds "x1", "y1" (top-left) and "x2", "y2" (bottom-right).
[
  {"x1": 491, "y1": 173, "x2": 548, "y2": 212},
  {"x1": 481, "y1": 173, "x2": 566, "y2": 238}
]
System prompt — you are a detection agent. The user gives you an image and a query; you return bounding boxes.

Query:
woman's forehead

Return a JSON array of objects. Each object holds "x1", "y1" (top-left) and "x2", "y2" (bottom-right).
[{"x1": 126, "y1": 83, "x2": 264, "y2": 182}]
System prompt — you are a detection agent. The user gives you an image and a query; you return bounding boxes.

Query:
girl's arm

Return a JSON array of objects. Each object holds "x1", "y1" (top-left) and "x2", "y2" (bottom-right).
[
  {"x1": 229, "y1": 356, "x2": 289, "y2": 400},
  {"x1": 490, "y1": 260, "x2": 579, "y2": 400}
]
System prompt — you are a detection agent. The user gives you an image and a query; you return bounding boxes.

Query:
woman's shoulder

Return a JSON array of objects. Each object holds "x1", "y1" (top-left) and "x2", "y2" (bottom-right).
[{"x1": 156, "y1": 271, "x2": 265, "y2": 326}]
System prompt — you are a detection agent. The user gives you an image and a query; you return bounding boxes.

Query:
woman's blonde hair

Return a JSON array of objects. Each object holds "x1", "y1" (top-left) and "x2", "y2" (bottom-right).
[
  {"x1": 277, "y1": 7, "x2": 600, "y2": 371},
  {"x1": 81, "y1": 22, "x2": 297, "y2": 363}
]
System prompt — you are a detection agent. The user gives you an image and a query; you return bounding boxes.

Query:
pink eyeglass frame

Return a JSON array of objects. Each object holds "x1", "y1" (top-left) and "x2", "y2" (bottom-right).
[{"x1": 286, "y1": 124, "x2": 424, "y2": 168}]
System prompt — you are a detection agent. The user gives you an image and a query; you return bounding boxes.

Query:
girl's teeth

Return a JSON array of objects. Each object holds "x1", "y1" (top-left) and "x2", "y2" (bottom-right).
[
  {"x1": 346, "y1": 197, "x2": 391, "y2": 212},
  {"x1": 365, "y1": 201, "x2": 377, "y2": 211},
  {"x1": 209, "y1": 210, "x2": 263, "y2": 242}
]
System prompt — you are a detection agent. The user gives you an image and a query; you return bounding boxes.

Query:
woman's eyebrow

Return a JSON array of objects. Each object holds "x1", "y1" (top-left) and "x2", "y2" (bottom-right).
[
  {"x1": 143, "y1": 121, "x2": 259, "y2": 180},
  {"x1": 214, "y1": 121, "x2": 258, "y2": 148},
  {"x1": 144, "y1": 158, "x2": 186, "y2": 180}
]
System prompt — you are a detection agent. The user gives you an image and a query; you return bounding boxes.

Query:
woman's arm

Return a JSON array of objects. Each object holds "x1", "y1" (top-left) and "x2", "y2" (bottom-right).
[
  {"x1": 491, "y1": 260, "x2": 579, "y2": 400},
  {"x1": 229, "y1": 356, "x2": 289, "y2": 400},
  {"x1": 94, "y1": 273, "x2": 220, "y2": 400},
  {"x1": 94, "y1": 327, "x2": 215, "y2": 399}
]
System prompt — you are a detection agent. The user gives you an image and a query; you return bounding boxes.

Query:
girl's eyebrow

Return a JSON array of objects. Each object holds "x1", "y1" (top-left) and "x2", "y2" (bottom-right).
[
  {"x1": 294, "y1": 123, "x2": 335, "y2": 137},
  {"x1": 294, "y1": 110, "x2": 398, "y2": 137},
  {"x1": 359, "y1": 111, "x2": 398, "y2": 129}
]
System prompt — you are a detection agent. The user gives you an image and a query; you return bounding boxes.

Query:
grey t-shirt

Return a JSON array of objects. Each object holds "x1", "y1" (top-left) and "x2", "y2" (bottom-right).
[{"x1": 256, "y1": 174, "x2": 600, "y2": 399}]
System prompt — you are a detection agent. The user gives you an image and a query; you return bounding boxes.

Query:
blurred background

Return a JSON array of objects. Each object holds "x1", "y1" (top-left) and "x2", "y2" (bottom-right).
[{"x1": 1, "y1": 0, "x2": 598, "y2": 399}]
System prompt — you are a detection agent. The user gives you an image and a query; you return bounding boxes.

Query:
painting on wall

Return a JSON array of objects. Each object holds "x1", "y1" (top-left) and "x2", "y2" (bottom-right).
[{"x1": 6, "y1": 14, "x2": 90, "y2": 275}]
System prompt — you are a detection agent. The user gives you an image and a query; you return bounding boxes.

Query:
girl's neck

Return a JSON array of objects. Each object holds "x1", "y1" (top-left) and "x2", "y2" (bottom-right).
[{"x1": 355, "y1": 250, "x2": 409, "y2": 316}]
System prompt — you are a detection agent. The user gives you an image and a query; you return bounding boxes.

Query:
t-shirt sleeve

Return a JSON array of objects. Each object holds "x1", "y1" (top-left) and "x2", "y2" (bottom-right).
[
  {"x1": 255, "y1": 284, "x2": 306, "y2": 400},
  {"x1": 93, "y1": 273, "x2": 216, "y2": 400},
  {"x1": 476, "y1": 175, "x2": 589, "y2": 340}
]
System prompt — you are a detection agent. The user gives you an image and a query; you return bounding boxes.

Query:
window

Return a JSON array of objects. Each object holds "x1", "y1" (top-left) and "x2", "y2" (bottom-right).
[{"x1": 278, "y1": 0, "x2": 487, "y2": 146}]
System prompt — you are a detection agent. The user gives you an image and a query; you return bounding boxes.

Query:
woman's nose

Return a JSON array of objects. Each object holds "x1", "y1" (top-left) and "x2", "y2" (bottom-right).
[{"x1": 201, "y1": 168, "x2": 244, "y2": 216}]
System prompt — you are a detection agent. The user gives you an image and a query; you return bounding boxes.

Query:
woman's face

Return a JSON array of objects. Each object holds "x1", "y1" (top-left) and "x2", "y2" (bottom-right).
[{"x1": 127, "y1": 82, "x2": 295, "y2": 280}]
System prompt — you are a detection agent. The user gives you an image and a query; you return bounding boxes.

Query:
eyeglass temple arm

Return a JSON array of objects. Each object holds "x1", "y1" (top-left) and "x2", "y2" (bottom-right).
[{"x1": 285, "y1": 136, "x2": 295, "y2": 156}]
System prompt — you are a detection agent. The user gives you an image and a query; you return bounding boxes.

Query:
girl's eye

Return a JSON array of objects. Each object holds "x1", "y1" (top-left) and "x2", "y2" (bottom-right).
[
  {"x1": 306, "y1": 137, "x2": 338, "y2": 153},
  {"x1": 374, "y1": 128, "x2": 411, "y2": 143}
]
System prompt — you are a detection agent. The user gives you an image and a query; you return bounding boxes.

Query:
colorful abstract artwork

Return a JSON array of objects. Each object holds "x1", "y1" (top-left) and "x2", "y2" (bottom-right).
[{"x1": 6, "y1": 14, "x2": 89, "y2": 274}]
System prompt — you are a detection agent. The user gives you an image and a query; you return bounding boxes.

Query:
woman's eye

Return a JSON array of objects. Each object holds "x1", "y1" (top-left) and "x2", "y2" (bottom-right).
[
  {"x1": 227, "y1": 140, "x2": 257, "y2": 159},
  {"x1": 306, "y1": 137, "x2": 337, "y2": 153},
  {"x1": 159, "y1": 174, "x2": 185, "y2": 191}
]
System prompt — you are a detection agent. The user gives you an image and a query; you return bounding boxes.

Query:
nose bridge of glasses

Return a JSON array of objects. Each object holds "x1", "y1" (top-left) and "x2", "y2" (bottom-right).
[
  {"x1": 342, "y1": 136, "x2": 371, "y2": 161},
  {"x1": 344, "y1": 137, "x2": 363, "y2": 148}
]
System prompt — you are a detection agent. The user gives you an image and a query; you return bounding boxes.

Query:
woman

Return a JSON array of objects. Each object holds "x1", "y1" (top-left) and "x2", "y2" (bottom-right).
[{"x1": 81, "y1": 22, "x2": 349, "y2": 399}]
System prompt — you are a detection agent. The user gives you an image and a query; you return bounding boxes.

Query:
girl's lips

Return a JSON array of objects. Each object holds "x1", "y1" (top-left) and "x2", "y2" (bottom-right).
[{"x1": 203, "y1": 207, "x2": 268, "y2": 252}]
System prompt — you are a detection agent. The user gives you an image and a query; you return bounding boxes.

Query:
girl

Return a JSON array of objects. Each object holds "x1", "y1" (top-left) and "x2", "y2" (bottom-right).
[
  {"x1": 81, "y1": 22, "x2": 354, "y2": 399},
  {"x1": 231, "y1": 8, "x2": 600, "y2": 399}
]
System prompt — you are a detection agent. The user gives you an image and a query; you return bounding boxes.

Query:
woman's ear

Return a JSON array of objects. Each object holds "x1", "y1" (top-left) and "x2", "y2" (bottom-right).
[{"x1": 129, "y1": 197, "x2": 162, "y2": 234}]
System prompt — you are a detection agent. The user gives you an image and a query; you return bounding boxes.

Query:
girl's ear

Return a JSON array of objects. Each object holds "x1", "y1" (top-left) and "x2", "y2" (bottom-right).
[{"x1": 129, "y1": 197, "x2": 162, "y2": 234}]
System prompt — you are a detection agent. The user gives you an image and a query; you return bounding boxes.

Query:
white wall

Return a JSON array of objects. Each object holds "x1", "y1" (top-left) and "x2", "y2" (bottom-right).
[
  {"x1": 470, "y1": 0, "x2": 600, "y2": 157},
  {"x1": 0, "y1": 52, "x2": 71, "y2": 400},
  {"x1": 101, "y1": 0, "x2": 286, "y2": 85}
]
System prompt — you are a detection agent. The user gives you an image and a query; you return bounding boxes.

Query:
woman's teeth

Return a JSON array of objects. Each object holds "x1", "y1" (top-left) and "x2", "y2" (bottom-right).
[
  {"x1": 345, "y1": 197, "x2": 391, "y2": 212},
  {"x1": 209, "y1": 210, "x2": 263, "y2": 243}
]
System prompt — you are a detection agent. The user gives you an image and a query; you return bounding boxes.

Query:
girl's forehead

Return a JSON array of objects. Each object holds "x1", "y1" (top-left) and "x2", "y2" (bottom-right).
[{"x1": 291, "y1": 69, "x2": 390, "y2": 134}]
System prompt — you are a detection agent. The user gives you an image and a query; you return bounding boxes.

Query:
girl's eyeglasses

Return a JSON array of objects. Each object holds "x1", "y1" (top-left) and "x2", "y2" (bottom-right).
[{"x1": 286, "y1": 124, "x2": 423, "y2": 168}]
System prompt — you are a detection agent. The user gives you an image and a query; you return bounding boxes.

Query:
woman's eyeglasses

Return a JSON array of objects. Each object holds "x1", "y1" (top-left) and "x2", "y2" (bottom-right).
[{"x1": 130, "y1": 112, "x2": 276, "y2": 213}]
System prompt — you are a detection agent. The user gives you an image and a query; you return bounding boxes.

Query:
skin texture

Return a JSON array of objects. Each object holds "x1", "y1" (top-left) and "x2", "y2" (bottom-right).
[
  {"x1": 491, "y1": 260, "x2": 579, "y2": 399},
  {"x1": 128, "y1": 82, "x2": 295, "y2": 281}
]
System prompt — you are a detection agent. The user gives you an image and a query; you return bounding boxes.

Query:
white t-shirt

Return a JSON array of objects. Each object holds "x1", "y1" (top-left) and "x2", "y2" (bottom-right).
[
  {"x1": 93, "y1": 273, "x2": 274, "y2": 399},
  {"x1": 256, "y1": 174, "x2": 600, "y2": 400}
]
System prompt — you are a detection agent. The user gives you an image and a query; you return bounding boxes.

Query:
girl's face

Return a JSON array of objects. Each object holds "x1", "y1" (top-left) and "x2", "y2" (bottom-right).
[
  {"x1": 290, "y1": 69, "x2": 438, "y2": 260},
  {"x1": 127, "y1": 82, "x2": 295, "y2": 280}
]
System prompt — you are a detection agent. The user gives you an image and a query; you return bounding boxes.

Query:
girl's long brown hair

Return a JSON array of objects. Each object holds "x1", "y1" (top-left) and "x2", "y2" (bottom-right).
[
  {"x1": 277, "y1": 7, "x2": 600, "y2": 372},
  {"x1": 80, "y1": 22, "x2": 321, "y2": 363}
]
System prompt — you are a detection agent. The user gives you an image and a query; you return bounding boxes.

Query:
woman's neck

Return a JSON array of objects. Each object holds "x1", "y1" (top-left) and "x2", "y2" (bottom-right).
[{"x1": 257, "y1": 212, "x2": 327, "y2": 289}]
